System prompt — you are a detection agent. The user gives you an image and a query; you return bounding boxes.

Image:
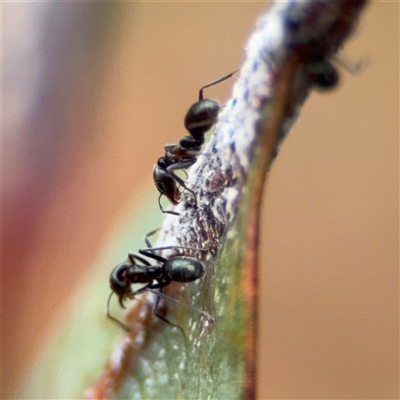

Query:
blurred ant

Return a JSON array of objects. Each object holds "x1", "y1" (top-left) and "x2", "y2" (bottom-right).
[
  {"x1": 306, "y1": 57, "x2": 339, "y2": 89},
  {"x1": 306, "y1": 54, "x2": 367, "y2": 90},
  {"x1": 283, "y1": 11, "x2": 368, "y2": 91},
  {"x1": 154, "y1": 70, "x2": 238, "y2": 215},
  {"x1": 107, "y1": 229, "x2": 212, "y2": 332}
]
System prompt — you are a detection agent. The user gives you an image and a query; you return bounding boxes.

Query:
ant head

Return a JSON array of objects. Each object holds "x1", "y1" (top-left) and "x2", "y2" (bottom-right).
[
  {"x1": 109, "y1": 261, "x2": 132, "y2": 308},
  {"x1": 307, "y1": 59, "x2": 339, "y2": 90},
  {"x1": 153, "y1": 163, "x2": 181, "y2": 205},
  {"x1": 184, "y1": 99, "x2": 219, "y2": 139}
]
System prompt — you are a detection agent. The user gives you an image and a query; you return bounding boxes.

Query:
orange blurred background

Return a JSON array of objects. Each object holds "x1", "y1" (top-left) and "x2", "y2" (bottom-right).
[{"x1": 3, "y1": 2, "x2": 398, "y2": 398}]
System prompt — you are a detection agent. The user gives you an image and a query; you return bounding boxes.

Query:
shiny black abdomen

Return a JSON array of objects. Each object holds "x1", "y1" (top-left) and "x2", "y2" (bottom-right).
[
  {"x1": 184, "y1": 99, "x2": 219, "y2": 139},
  {"x1": 164, "y1": 256, "x2": 205, "y2": 283}
]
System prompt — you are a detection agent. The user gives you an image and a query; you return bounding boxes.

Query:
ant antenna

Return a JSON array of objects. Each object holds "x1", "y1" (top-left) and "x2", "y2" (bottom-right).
[
  {"x1": 106, "y1": 291, "x2": 131, "y2": 332},
  {"x1": 140, "y1": 245, "x2": 208, "y2": 254},
  {"x1": 198, "y1": 69, "x2": 239, "y2": 100},
  {"x1": 332, "y1": 54, "x2": 369, "y2": 75},
  {"x1": 149, "y1": 289, "x2": 214, "y2": 325},
  {"x1": 106, "y1": 287, "x2": 213, "y2": 335}
]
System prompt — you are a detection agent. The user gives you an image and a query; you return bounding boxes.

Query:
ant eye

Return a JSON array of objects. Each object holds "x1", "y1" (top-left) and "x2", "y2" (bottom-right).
[{"x1": 157, "y1": 182, "x2": 167, "y2": 192}]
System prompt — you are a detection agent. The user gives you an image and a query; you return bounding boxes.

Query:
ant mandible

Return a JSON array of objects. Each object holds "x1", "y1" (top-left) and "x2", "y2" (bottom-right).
[
  {"x1": 107, "y1": 229, "x2": 211, "y2": 332},
  {"x1": 154, "y1": 70, "x2": 238, "y2": 215}
]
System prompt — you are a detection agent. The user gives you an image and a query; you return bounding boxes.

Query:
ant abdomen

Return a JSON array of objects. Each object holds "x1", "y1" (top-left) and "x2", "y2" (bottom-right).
[
  {"x1": 164, "y1": 256, "x2": 205, "y2": 283},
  {"x1": 184, "y1": 99, "x2": 220, "y2": 138}
]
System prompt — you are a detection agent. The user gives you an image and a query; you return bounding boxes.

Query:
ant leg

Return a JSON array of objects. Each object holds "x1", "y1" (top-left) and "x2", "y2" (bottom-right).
[
  {"x1": 198, "y1": 69, "x2": 239, "y2": 100},
  {"x1": 130, "y1": 282, "x2": 153, "y2": 296},
  {"x1": 219, "y1": 103, "x2": 227, "y2": 111},
  {"x1": 106, "y1": 291, "x2": 135, "y2": 333},
  {"x1": 142, "y1": 229, "x2": 185, "y2": 257},
  {"x1": 107, "y1": 282, "x2": 154, "y2": 333},
  {"x1": 166, "y1": 162, "x2": 198, "y2": 207},
  {"x1": 147, "y1": 281, "x2": 204, "y2": 336},
  {"x1": 167, "y1": 159, "x2": 197, "y2": 174},
  {"x1": 158, "y1": 193, "x2": 180, "y2": 216},
  {"x1": 198, "y1": 151, "x2": 213, "y2": 158},
  {"x1": 128, "y1": 252, "x2": 152, "y2": 266},
  {"x1": 144, "y1": 228, "x2": 160, "y2": 248},
  {"x1": 106, "y1": 291, "x2": 130, "y2": 331},
  {"x1": 143, "y1": 229, "x2": 196, "y2": 257},
  {"x1": 149, "y1": 289, "x2": 214, "y2": 325},
  {"x1": 139, "y1": 244, "x2": 208, "y2": 262},
  {"x1": 138, "y1": 248, "x2": 167, "y2": 263},
  {"x1": 170, "y1": 177, "x2": 196, "y2": 207},
  {"x1": 139, "y1": 245, "x2": 208, "y2": 254},
  {"x1": 181, "y1": 169, "x2": 188, "y2": 179},
  {"x1": 143, "y1": 229, "x2": 164, "y2": 256},
  {"x1": 152, "y1": 287, "x2": 187, "y2": 338}
]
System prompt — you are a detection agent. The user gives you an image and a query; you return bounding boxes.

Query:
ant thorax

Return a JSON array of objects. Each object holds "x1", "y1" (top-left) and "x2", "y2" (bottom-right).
[{"x1": 164, "y1": 144, "x2": 200, "y2": 163}]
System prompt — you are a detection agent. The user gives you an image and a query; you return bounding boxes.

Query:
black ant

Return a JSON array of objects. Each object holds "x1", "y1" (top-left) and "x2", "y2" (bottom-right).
[
  {"x1": 107, "y1": 229, "x2": 212, "y2": 332},
  {"x1": 284, "y1": 6, "x2": 369, "y2": 92},
  {"x1": 154, "y1": 70, "x2": 238, "y2": 215},
  {"x1": 306, "y1": 54, "x2": 367, "y2": 91},
  {"x1": 306, "y1": 57, "x2": 339, "y2": 90}
]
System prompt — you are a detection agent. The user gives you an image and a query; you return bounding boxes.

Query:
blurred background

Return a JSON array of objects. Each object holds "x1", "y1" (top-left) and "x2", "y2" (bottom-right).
[{"x1": 3, "y1": 2, "x2": 398, "y2": 399}]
